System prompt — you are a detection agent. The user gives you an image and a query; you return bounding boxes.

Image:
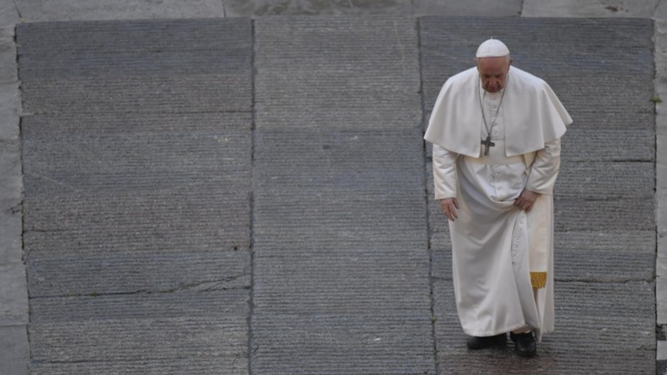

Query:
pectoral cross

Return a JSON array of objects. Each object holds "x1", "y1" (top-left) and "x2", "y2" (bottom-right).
[{"x1": 481, "y1": 135, "x2": 495, "y2": 156}]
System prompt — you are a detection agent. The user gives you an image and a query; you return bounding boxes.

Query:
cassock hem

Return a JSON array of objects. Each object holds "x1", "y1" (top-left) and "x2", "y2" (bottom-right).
[{"x1": 462, "y1": 322, "x2": 530, "y2": 338}]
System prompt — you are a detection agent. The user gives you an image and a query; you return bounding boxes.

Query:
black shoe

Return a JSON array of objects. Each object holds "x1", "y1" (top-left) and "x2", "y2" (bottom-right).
[
  {"x1": 510, "y1": 331, "x2": 537, "y2": 357},
  {"x1": 466, "y1": 333, "x2": 507, "y2": 350}
]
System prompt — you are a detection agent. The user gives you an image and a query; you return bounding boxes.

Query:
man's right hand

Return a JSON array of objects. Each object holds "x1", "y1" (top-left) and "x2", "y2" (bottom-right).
[{"x1": 440, "y1": 198, "x2": 459, "y2": 221}]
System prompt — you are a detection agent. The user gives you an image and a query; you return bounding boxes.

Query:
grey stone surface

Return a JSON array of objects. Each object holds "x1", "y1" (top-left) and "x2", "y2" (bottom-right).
[
  {"x1": 28, "y1": 291, "x2": 248, "y2": 363},
  {"x1": 17, "y1": 19, "x2": 252, "y2": 114},
  {"x1": 252, "y1": 313, "x2": 435, "y2": 374},
  {"x1": 27, "y1": 250, "x2": 250, "y2": 297},
  {"x1": 0, "y1": 262, "x2": 28, "y2": 325},
  {"x1": 434, "y1": 280, "x2": 655, "y2": 374},
  {"x1": 30, "y1": 289, "x2": 248, "y2": 322},
  {"x1": 0, "y1": 82, "x2": 20, "y2": 140},
  {"x1": 223, "y1": 0, "x2": 523, "y2": 17},
  {"x1": 554, "y1": 198, "x2": 655, "y2": 231},
  {"x1": 412, "y1": 0, "x2": 522, "y2": 17},
  {"x1": 28, "y1": 359, "x2": 247, "y2": 375},
  {"x1": 523, "y1": 0, "x2": 660, "y2": 18},
  {"x1": 0, "y1": 325, "x2": 28, "y2": 375},
  {"x1": 560, "y1": 126, "x2": 655, "y2": 162},
  {"x1": 0, "y1": 1, "x2": 20, "y2": 28},
  {"x1": 30, "y1": 317, "x2": 247, "y2": 362},
  {"x1": 254, "y1": 17, "x2": 421, "y2": 130},
  {"x1": 0, "y1": 140, "x2": 22, "y2": 201},
  {"x1": 29, "y1": 290, "x2": 249, "y2": 373},
  {"x1": 656, "y1": 0, "x2": 667, "y2": 20},
  {"x1": 252, "y1": 17, "x2": 434, "y2": 373},
  {"x1": 14, "y1": 0, "x2": 225, "y2": 22},
  {"x1": 0, "y1": 28, "x2": 17, "y2": 84},
  {"x1": 224, "y1": 0, "x2": 411, "y2": 16},
  {"x1": 556, "y1": 161, "x2": 653, "y2": 197},
  {"x1": 18, "y1": 18, "x2": 254, "y2": 371},
  {"x1": 0, "y1": 198, "x2": 22, "y2": 264},
  {"x1": 656, "y1": 16, "x2": 667, "y2": 340}
]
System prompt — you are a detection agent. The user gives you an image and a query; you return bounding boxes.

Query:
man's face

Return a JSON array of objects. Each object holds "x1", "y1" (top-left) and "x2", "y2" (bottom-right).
[{"x1": 476, "y1": 56, "x2": 512, "y2": 93}]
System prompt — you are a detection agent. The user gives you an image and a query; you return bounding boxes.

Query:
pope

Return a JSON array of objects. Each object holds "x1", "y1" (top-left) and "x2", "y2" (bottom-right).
[{"x1": 424, "y1": 39, "x2": 572, "y2": 357}]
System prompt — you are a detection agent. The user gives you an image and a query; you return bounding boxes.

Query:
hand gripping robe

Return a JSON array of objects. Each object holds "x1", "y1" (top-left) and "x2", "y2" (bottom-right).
[{"x1": 424, "y1": 66, "x2": 572, "y2": 341}]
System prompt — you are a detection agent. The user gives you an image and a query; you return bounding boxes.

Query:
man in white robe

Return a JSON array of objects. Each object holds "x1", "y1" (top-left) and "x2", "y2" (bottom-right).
[{"x1": 424, "y1": 39, "x2": 572, "y2": 357}]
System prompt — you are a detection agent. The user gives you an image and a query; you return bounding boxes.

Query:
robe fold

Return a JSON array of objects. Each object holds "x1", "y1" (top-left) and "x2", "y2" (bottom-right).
[{"x1": 426, "y1": 65, "x2": 571, "y2": 342}]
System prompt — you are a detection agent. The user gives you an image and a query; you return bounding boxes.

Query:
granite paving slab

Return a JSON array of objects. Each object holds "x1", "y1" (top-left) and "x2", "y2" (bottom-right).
[
  {"x1": 0, "y1": 3, "x2": 20, "y2": 29},
  {"x1": 0, "y1": 326, "x2": 28, "y2": 375},
  {"x1": 523, "y1": 0, "x2": 660, "y2": 18},
  {"x1": 254, "y1": 17, "x2": 421, "y2": 130},
  {"x1": 253, "y1": 16, "x2": 434, "y2": 373},
  {"x1": 28, "y1": 359, "x2": 246, "y2": 375},
  {"x1": 0, "y1": 263, "x2": 28, "y2": 325},
  {"x1": 29, "y1": 317, "x2": 247, "y2": 362},
  {"x1": 28, "y1": 291, "x2": 249, "y2": 374},
  {"x1": 0, "y1": 29, "x2": 17, "y2": 84},
  {"x1": 27, "y1": 250, "x2": 250, "y2": 297},
  {"x1": 252, "y1": 313, "x2": 435, "y2": 375},
  {"x1": 14, "y1": 0, "x2": 226, "y2": 22},
  {"x1": 17, "y1": 19, "x2": 252, "y2": 114},
  {"x1": 0, "y1": 140, "x2": 21, "y2": 201},
  {"x1": 0, "y1": 198, "x2": 21, "y2": 263},
  {"x1": 0, "y1": 82, "x2": 21, "y2": 140},
  {"x1": 18, "y1": 18, "x2": 254, "y2": 372}
]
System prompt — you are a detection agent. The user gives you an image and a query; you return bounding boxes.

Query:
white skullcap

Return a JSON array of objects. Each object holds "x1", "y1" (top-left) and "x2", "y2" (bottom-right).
[{"x1": 476, "y1": 39, "x2": 510, "y2": 58}]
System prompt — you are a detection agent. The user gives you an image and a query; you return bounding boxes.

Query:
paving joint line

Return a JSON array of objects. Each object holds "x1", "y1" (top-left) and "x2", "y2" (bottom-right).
[
  {"x1": 416, "y1": 16, "x2": 440, "y2": 375},
  {"x1": 653, "y1": 15, "x2": 663, "y2": 371},
  {"x1": 11, "y1": 20, "x2": 30, "y2": 375},
  {"x1": 247, "y1": 17, "x2": 257, "y2": 375}
]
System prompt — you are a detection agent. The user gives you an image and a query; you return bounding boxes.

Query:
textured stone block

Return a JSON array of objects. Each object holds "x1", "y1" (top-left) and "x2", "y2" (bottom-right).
[
  {"x1": 0, "y1": 82, "x2": 20, "y2": 140},
  {"x1": 255, "y1": 17, "x2": 421, "y2": 130},
  {"x1": 555, "y1": 198, "x2": 654, "y2": 231},
  {"x1": 413, "y1": 0, "x2": 522, "y2": 16},
  {"x1": 0, "y1": 6, "x2": 19, "y2": 29},
  {"x1": 224, "y1": 0, "x2": 412, "y2": 16},
  {"x1": 17, "y1": 19, "x2": 252, "y2": 114},
  {"x1": 0, "y1": 198, "x2": 22, "y2": 264},
  {"x1": 15, "y1": 0, "x2": 225, "y2": 22},
  {"x1": 28, "y1": 359, "x2": 247, "y2": 375},
  {"x1": 0, "y1": 263, "x2": 28, "y2": 325},
  {"x1": 27, "y1": 250, "x2": 250, "y2": 297},
  {"x1": 252, "y1": 313, "x2": 435, "y2": 374},
  {"x1": 0, "y1": 140, "x2": 22, "y2": 201},
  {"x1": 556, "y1": 161, "x2": 654, "y2": 198},
  {"x1": 0, "y1": 30, "x2": 17, "y2": 84},
  {"x1": 30, "y1": 317, "x2": 247, "y2": 362},
  {"x1": 0, "y1": 325, "x2": 28, "y2": 375},
  {"x1": 523, "y1": 0, "x2": 659, "y2": 18}
]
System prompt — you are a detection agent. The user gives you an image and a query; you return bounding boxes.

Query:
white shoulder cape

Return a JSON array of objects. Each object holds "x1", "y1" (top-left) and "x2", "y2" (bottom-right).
[{"x1": 424, "y1": 66, "x2": 572, "y2": 157}]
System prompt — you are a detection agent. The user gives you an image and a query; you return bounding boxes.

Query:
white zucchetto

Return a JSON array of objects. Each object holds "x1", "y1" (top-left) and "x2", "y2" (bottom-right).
[{"x1": 476, "y1": 39, "x2": 510, "y2": 58}]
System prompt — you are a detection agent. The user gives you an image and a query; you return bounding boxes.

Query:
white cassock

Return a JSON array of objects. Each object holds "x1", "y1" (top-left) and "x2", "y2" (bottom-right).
[{"x1": 425, "y1": 66, "x2": 572, "y2": 341}]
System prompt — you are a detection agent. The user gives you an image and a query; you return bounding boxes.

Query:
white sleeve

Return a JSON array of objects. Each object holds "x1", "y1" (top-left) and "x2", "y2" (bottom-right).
[
  {"x1": 525, "y1": 138, "x2": 561, "y2": 195},
  {"x1": 432, "y1": 144, "x2": 459, "y2": 200}
]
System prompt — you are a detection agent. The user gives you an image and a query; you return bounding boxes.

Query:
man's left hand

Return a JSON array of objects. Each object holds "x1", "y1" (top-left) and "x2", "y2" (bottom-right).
[{"x1": 514, "y1": 189, "x2": 539, "y2": 212}]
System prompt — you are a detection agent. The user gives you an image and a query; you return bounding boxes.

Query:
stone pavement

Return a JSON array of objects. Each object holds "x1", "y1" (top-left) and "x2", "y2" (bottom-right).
[{"x1": 0, "y1": 1, "x2": 666, "y2": 374}]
